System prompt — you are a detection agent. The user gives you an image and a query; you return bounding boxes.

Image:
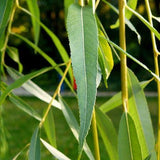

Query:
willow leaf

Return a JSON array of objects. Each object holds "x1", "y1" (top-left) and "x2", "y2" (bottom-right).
[
  {"x1": 6, "y1": 66, "x2": 61, "y2": 109},
  {"x1": 125, "y1": 5, "x2": 160, "y2": 41},
  {"x1": 59, "y1": 96, "x2": 94, "y2": 160},
  {"x1": 41, "y1": 139, "x2": 70, "y2": 160},
  {"x1": 105, "y1": 39, "x2": 160, "y2": 82},
  {"x1": 18, "y1": 8, "x2": 73, "y2": 85},
  {"x1": 100, "y1": 79, "x2": 152, "y2": 113},
  {"x1": 43, "y1": 108, "x2": 56, "y2": 148},
  {"x1": 108, "y1": 0, "x2": 138, "y2": 28},
  {"x1": 29, "y1": 127, "x2": 40, "y2": 160},
  {"x1": 0, "y1": 0, "x2": 13, "y2": 39},
  {"x1": 118, "y1": 113, "x2": 142, "y2": 160},
  {"x1": 11, "y1": 33, "x2": 74, "y2": 93},
  {"x1": 98, "y1": 30, "x2": 114, "y2": 88},
  {"x1": 0, "y1": 66, "x2": 53, "y2": 105},
  {"x1": 6, "y1": 46, "x2": 23, "y2": 72},
  {"x1": 126, "y1": 0, "x2": 138, "y2": 20},
  {"x1": 26, "y1": 0, "x2": 40, "y2": 46},
  {"x1": 128, "y1": 69, "x2": 156, "y2": 159},
  {"x1": 9, "y1": 94, "x2": 41, "y2": 121},
  {"x1": 67, "y1": 4, "x2": 98, "y2": 151},
  {"x1": 96, "y1": 107, "x2": 118, "y2": 160}
]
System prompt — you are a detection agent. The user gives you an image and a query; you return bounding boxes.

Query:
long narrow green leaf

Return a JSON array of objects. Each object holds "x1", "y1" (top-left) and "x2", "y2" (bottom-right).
[
  {"x1": 98, "y1": 30, "x2": 114, "y2": 88},
  {"x1": 7, "y1": 67, "x2": 94, "y2": 159},
  {"x1": 18, "y1": 7, "x2": 73, "y2": 85},
  {"x1": 9, "y1": 94, "x2": 42, "y2": 121},
  {"x1": 100, "y1": 79, "x2": 152, "y2": 113},
  {"x1": 126, "y1": 0, "x2": 138, "y2": 19},
  {"x1": 0, "y1": 66, "x2": 53, "y2": 105},
  {"x1": 102, "y1": 0, "x2": 141, "y2": 43},
  {"x1": 43, "y1": 108, "x2": 56, "y2": 148},
  {"x1": 13, "y1": 143, "x2": 29, "y2": 160},
  {"x1": 96, "y1": 107, "x2": 118, "y2": 160},
  {"x1": 128, "y1": 69, "x2": 156, "y2": 159},
  {"x1": 6, "y1": 66, "x2": 61, "y2": 109},
  {"x1": 41, "y1": 138, "x2": 70, "y2": 160},
  {"x1": 6, "y1": 46, "x2": 23, "y2": 72},
  {"x1": 125, "y1": 5, "x2": 160, "y2": 41},
  {"x1": 105, "y1": 38, "x2": 160, "y2": 82},
  {"x1": 26, "y1": 0, "x2": 40, "y2": 46},
  {"x1": 0, "y1": 0, "x2": 13, "y2": 38},
  {"x1": 111, "y1": 0, "x2": 138, "y2": 28},
  {"x1": 11, "y1": 33, "x2": 74, "y2": 93},
  {"x1": 67, "y1": 4, "x2": 98, "y2": 152},
  {"x1": 0, "y1": 32, "x2": 5, "y2": 50},
  {"x1": 29, "y1": 127, "x2": 40, "y2": 160},
  {"x1": 0, "y1": 108, "x2": 8, "y2": 158},
  {"x1": 118, "y1": 113, "x2": 142, "y2": 160},
  {"x1": 59, "y1": 96, "x2": 94, "y2": 160}
]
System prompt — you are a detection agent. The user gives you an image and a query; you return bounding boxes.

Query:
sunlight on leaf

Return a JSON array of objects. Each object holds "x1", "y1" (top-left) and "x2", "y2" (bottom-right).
[
  {"x1": 41, "y1": 138, "x2": 70, "y2": 160},
  {"x1": 26, "y1": 0, "x2": 40, "y2": 46}
]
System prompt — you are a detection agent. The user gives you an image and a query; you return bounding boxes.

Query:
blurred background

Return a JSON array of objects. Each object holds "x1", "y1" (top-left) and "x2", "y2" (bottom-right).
[{"x1": 6, "y1": 0, "x2": 160, "y2": 92}]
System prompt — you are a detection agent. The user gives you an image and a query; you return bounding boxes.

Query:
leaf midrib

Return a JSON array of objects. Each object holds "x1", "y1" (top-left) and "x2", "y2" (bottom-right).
[
  {"x1": 80, "y1": 6, "x2": 88, "y2": 145},
  {"x1": 125, "y1": 113, "x2": 134, "y2": 160}
]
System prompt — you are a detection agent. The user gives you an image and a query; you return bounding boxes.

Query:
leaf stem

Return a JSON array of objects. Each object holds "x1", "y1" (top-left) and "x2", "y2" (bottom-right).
[
  {"x1": 118, "y1": 0, "x2": 128, "y2": 111},
  {"x1": 145, "y1": 0, "x2": 160, "y2": 158},
  {"x1": 39, "y1": 60, "x2": 71, "y2": 128},
  {"x1": 91, "y1": 108, "x2": 100, "y2": 160}
]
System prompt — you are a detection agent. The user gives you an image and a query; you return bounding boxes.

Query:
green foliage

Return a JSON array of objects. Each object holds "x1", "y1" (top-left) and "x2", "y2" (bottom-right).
[
  {"x1": 98, "y1": 30, "x2": 114, "y2": 88},
  {"x1": 26, "y1": 0, "x2": 40, "y2": 47},
  {"x1": 0, "y1": 66, "x2": 53, "y2": 105},
  {"x1": 0, "y1": 0, "x2": 160, "y2": 159},
  {"x1": 41, "y1": 138, "x2": 71, "y2": 160},
  {"x1": 43, "y1": 108, "x2": 57, "y2": 148},
  {"x1": 118, "y1": 113, "x2": 142, "y2": 160},
  {"x1": 67, "y1": 4, "x2": 98, "y2": 152},
  {"x1": 96, "y1": 107, "x2": 118, "y2": 160},
  {"x1": 29, "y1": 127, "x2": 41, "y2": 160},
  {"x1": 6, "y1": 46, "x2": 23, "y2": 72},
  {"x1": 128, "y1": 69, "x2": 156, "y2": 159},
  {"x1": 0, "y1": 0, "x2": 13, "y2": 39}
]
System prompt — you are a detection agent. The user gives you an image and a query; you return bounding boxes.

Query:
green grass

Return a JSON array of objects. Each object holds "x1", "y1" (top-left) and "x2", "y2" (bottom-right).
[{"x1": 0, "y1": 96, "x2": 158, "y2": 160}]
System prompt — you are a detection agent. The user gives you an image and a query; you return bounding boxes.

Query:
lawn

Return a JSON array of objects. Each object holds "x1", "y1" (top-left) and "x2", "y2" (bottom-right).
[{"x1": 1, "y1": 96, "x2": 158, "y2": 160}]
